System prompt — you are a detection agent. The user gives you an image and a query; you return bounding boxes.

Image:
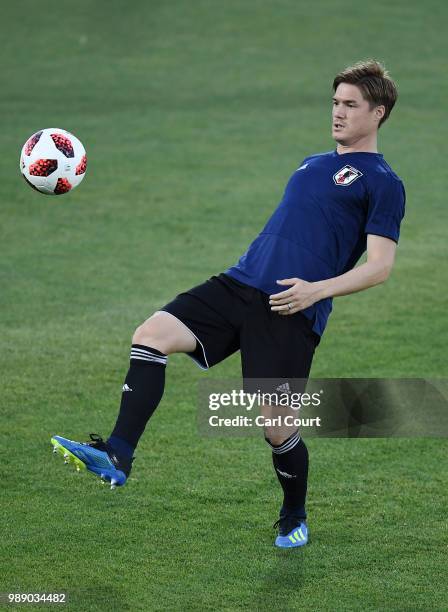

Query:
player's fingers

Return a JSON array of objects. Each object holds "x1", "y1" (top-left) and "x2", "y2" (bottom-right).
[
  {"x1": 269, "y1": 296, "x2": 295, "y2": 305},
  {"x1": 278, "y1": 303, "x2": 304, "y2": 315},
  {"x1": 269, "y1": 291, "x2": 294, "y2": 302},
  {"x1": 270, "y1": 303, "x2": 291, "y2": 311}
]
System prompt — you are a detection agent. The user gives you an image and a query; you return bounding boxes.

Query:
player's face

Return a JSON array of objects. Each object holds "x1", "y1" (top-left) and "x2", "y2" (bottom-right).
[{"x1": 332, "y1": 83, "x2": 383, "y2": 145}]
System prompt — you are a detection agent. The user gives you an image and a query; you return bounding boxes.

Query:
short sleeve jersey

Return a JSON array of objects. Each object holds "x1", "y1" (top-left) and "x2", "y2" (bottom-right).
[{"x1": 225, "y1": 150, "x2": 406, "y2": 336}]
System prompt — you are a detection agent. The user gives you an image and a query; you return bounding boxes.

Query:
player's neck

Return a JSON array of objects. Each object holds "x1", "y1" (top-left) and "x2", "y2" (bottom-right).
[{"x1": 336, "y1": 133, "x2": 378, "y2": 155}]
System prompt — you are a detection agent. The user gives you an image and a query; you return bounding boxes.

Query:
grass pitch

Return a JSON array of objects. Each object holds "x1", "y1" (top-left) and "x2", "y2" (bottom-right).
[{"x1": 1, "y1": 1, "x2": 447, "y2": 610}]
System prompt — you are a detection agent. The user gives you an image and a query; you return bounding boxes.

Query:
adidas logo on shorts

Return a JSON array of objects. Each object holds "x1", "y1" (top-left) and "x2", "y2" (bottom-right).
[{"x1": 276, "y1": 382, "x2": 291, "y2": 394}]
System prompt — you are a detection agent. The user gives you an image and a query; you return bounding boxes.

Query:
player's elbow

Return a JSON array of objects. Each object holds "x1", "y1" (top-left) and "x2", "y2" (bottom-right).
[
  {"x1": 367, "y1": 258, "x2": 394, "y2": 285},
  {"x1": 376, "y1": 261, "x2": 394, "y2": 284}
]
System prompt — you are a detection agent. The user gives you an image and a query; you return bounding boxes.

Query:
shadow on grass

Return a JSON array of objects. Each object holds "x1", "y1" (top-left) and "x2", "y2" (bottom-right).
[{"x1": 248, "y1": 549, "x2": 306, "y2": 611}]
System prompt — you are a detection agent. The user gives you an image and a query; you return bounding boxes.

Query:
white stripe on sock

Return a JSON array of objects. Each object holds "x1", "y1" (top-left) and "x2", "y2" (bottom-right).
[
  {"x1": 130, "y1": 354, "x2": 167, "y2": 365},
  {"x1": 269, "y1": 431, "x2": 299, "y2": 449},
  {"x1": 269, "y1": 431, "x2": 300, "y2": 454},
  {"x1": 131, "y1": 347, "x2": 166, "y2": 357},
  {"x1": 274, "y1": 436, "x2": 300, "y2": 454},
  {"x1": 131, "y1": 348, "x2": 167, "y2": 361},
  {"x1": 130, "y1": 349, "x2": 167, "y2": 359}
]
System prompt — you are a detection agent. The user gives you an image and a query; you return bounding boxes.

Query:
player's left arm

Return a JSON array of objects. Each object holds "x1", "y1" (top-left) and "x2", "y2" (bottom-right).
[{"x1": 270, "y1": 235, "x2": 397, "y2": 314}]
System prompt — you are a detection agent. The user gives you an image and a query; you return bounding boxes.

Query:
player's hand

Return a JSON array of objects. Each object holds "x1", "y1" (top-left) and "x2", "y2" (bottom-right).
[{"x1": 269, "y1": 278, "x2": 322, "y2": 315}]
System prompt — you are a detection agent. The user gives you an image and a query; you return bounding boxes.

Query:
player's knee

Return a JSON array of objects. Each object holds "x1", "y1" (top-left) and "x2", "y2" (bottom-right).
[
  {"x1": 132, "y1": 317, "x2": 171, "y2": 354},
  {"x1": 264, "y1": 428, "x2": 290, "y2": 447},
  {"x1": 132, "y1": 312, "x2": 196, "y2": 354}
]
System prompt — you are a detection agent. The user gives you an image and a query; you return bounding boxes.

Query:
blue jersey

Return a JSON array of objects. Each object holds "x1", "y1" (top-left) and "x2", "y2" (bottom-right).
[{"x1": 225, "y1": 150, "x2": 406, "y2": 336}]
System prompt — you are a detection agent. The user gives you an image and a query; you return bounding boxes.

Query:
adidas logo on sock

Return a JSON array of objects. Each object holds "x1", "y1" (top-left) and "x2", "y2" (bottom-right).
[
  {"x1": 276, "y1": 468, "x2": 296, "y2": 479},
  {"x1": 276, "y1": 382, "x2": 291, "y2": 393},
  {"x1": 122, "y1": 384, "x2": 133, "y2": 392}
]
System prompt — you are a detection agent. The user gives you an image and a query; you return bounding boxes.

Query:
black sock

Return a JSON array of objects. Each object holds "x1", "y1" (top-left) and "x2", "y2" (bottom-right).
[
  {"x1": 267, "y1": 431, "x2": 308, "y2": 519},
  {"x1": 108, "y1": 344, "x2": 167, "y2": 453}
]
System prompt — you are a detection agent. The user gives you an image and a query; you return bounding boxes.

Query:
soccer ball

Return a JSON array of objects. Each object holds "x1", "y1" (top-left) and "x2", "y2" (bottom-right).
[{"x1": 20, "y1": 128, "x2": 87, "y2": 195}]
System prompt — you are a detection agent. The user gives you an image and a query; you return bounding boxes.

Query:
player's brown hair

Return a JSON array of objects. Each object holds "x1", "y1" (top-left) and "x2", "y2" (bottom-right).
[{"x1": 333, "y1": 60, "x2": 398, "y2": 127}]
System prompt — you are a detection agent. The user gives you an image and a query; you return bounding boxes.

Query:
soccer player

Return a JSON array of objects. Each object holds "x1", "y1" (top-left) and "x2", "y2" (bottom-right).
[{"x1": 52, "y1": 60, "x2": 405, "y2": 548}]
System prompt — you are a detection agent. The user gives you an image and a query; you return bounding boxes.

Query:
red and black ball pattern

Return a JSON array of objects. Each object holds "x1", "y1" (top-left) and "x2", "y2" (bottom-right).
[
  {"x1": 51, "y1": 133, "x2": 74, "y2": 158},
  {"x1": 29, "y1": 159, "x2": 58, "y2": 177},
  {"x1": 24, "y1": 131, "x2": 43, "y2": 155},
  {"x1": 54, "y1": 177, "x2": 72, "y2": 194},
  {"x1": 75, "y1": 154, "x2": 87, "y2": 175}
]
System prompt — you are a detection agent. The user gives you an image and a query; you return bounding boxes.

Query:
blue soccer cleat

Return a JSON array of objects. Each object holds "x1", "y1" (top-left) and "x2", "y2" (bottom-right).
[
  {"x1": 51, "y1": 433, "x2": 133, "y2": 489},
  {"x1": 273, "y1": 511, "x2": 308, "y2": 548}
]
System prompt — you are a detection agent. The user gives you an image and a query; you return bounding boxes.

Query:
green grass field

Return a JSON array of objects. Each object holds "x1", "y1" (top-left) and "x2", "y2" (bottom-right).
[{"x1": 1, "y1": 0, "x2": 447, "y2": 610}]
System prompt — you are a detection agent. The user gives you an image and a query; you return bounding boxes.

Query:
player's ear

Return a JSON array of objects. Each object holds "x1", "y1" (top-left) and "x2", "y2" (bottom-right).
[{"x1": 374, "y1": 105, "x2": 386, "y2": 123}]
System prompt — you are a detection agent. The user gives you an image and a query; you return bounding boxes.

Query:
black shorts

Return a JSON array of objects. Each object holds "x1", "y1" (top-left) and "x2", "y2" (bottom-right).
[{"x1": 159, "y1": 273, "x2": 320, "y2": 380}]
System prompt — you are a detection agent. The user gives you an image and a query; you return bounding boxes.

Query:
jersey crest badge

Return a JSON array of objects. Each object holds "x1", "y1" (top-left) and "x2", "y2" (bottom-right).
[{"x1": 333, "y1": 165, "x2": 363, "y2": 186}]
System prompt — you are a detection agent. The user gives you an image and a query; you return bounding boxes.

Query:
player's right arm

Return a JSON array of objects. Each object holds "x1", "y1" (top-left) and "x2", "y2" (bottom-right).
[
  {"x1": 270, "y1": 235, "x2": 397, "y2": 314},
  {"x1": 316, "y1": 234, "x2": 397, "y2": 299}
]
